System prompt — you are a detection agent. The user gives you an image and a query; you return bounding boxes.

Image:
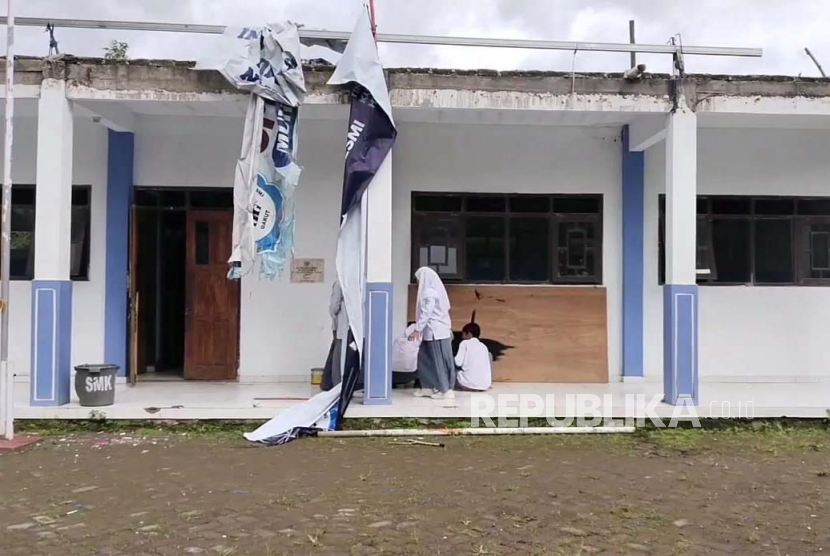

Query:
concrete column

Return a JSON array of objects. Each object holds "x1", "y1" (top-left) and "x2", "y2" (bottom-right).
[
  {"x1": 104, "y1": 131, "x2": 134, "y2": 378},
  {"x1": 663, "y1": 104, "x2": 698, "y2": 405},
  {"x1": 363, "y1": 153, "x2": 393, "y2": 405},
  {"x1": 30, "y1": 79, "x2": 74, "y2": 406},
  {"x1": 621, "y1": 125, "x2": 644, "y2": 380}
]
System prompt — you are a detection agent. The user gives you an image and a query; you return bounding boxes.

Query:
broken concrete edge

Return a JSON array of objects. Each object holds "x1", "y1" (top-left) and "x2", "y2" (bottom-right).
[{"x1": 3, "y1": 55, "x2": 830, "y2": 99}]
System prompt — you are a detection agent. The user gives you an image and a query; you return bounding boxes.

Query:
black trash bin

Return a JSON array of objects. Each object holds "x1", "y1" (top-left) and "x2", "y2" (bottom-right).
[{"x1": 74, "y1": 364, "x2": 119, "y2": 407}]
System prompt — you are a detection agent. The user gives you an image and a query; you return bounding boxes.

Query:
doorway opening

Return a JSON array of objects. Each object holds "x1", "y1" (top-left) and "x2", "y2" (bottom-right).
[{"x1": 130, "y1": 187, "x2": 238, "y2": 382}]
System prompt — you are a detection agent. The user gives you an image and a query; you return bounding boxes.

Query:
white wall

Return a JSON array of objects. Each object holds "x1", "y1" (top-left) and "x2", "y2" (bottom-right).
[
  {"x1": 1, "y1": 116, "x2": 37, "y2": 378},
  {"x1": 134, "y1": 115, "x2": 344, "y2": 380},
  {"x1": 644, "y1": 127, "x2": 830, "y2": 382},
  {"x1": 135, "y1": 115, "x2": 243, "y2": 188},
  {"x1": 392, "y1": 122, "x2": 623, "y2": 381},
  {"x1": 0, "y1": 116, "x2": 108, "y2": 378}
]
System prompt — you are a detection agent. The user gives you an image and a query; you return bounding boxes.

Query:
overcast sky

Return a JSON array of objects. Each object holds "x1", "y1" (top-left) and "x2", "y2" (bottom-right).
[{"x1": 10, "y1": 0, "x2": 830, "y2": 77}]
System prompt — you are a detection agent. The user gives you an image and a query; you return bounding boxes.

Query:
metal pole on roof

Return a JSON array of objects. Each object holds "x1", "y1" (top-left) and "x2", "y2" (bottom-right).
[
  {"x1": 0, "y1": 0, "x2": 15, "y2": 441},
  {"x1": 628, "y1": 20, "x2": 636, "y2": 68},
  {"x1": 805, "y1": 47, "x2": 827, "y2": 78},
  {"x1": 0, "y1": 16, "x2": 763, "y2": 58}
]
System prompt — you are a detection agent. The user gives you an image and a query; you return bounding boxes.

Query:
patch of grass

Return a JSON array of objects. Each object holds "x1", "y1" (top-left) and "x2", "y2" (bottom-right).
[
  {"x1": 635, "y1": 420, "x2": 830, "y2": 453},
  {"x1": 15, "y1": 419, "x2": 262, "y2": 439}
]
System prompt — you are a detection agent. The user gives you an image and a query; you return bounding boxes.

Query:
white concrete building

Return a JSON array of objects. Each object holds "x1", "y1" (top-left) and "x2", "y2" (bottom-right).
[{"x1": 5, "y1": 57, "x2": 830, "y2": 418}]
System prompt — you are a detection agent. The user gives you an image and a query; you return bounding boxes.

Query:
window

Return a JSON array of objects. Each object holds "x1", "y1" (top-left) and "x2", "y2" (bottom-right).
[
  {"x1": 412, "y1": 193, "x2": 603, "y2": 284},
  {"x1": 659, "y1": 195, "x2": 830, "y2": 286},
  {"x1": 3, "y1": 185, "x2": 91, "y2": 281}
]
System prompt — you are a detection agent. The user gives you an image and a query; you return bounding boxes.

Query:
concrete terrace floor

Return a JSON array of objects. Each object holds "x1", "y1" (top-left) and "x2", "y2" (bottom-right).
[{"x1": 13, "y1": 379, "x2": 830, "y2": 420}]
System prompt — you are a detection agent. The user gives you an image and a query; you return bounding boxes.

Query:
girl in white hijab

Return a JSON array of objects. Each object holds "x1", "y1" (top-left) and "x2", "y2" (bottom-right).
[{"x1": 410, "y1": 267, "x2": 456, "y2": 399}]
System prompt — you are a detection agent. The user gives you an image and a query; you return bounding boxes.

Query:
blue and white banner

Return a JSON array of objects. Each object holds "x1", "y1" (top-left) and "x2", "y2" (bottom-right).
[{"x1": 197, "y1": 22, "x2": 305, "y2": 279}]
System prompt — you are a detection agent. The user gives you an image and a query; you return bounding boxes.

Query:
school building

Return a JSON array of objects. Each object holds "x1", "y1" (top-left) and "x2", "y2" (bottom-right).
[{"x1": 6, "y1": 56, "x2": 830, "y2": 419}]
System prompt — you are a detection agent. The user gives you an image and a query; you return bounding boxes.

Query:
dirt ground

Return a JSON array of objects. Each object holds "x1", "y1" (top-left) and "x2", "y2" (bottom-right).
[{"x1": 1, "y1": 425, "x2": 829, "y2": 556}]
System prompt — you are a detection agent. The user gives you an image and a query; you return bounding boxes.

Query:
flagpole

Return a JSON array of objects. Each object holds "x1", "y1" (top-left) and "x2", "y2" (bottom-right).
[
  {"x1": 368, "y1": 0, "x2": 377, "y2": 38},
  {"x1": 1, "y1": 0, "x2": 15, "y2": 441}
]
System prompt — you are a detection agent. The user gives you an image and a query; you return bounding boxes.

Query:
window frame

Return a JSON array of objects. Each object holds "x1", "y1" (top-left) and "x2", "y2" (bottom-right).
[
  {"x1": 658, "y1": 195, "x2": 830, "y2": 287},
  {"x1": 411, "y1": 193, "x2": 603, "y2": 285},
  {"x1": 3, "y1": 184, "x2": 92, "y2": 282}
]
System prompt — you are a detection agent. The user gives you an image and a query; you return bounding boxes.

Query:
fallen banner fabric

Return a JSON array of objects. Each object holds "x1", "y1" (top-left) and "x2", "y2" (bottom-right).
[
  {"x1": 244, "y1": 384, "x2": 341, "y2": 445},
  {"x1": 329, "y1": 12, "x2": 398, "y2": 429}
]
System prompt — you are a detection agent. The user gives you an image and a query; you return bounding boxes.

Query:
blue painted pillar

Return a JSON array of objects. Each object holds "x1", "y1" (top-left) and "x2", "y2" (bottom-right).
[
  {"x1": 621, "y1": 126, "x2": 644, "y2": 379},
  {"x1": 663, "y1": 285, "x2": 698, "y2": 405},
  {"x1": 31, "y1": 79, "x2": 74, "y2": 406},
  {"x1": 663, "y1": 107, "x2": 699, "y2": 405},
  {"x1": 363, "y1": 152, "x2": 394, "y2": 405},
  {"x1": 31, "y1": 283, "x2": 73, "y2": 406},
  {"x1": 364, "y1": 283, "x2": 393, "y2": 405},
  {"x1": 104, "y1": 131, "x2": 134, "y2": 378}
]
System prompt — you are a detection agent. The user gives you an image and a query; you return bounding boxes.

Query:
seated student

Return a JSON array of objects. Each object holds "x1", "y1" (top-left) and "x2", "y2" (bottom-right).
[
  {"x1": 454, "y1": 323, "x2": 492, "y2": 391},
  {"x1": 392, "y1": 322, "x2": 420, "y2": 386}
]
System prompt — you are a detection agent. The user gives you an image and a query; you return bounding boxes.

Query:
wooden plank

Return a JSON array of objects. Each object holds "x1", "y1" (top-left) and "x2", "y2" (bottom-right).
[{"x1": 409, "y1": 285, "x2": 608, "y2": 383}]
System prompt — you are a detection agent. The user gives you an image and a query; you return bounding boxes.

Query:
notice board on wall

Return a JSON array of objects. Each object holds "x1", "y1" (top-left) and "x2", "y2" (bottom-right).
[
  {"x1": 290, "y1": 259, "x2": 325, "y2": 283},
  {"x1": 408, "y1": 285, "x2": 608, "y2": 383}
]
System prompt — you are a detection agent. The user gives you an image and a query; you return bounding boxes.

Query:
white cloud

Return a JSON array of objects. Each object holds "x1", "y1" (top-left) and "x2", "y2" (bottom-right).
[{"x1": 9, "y1": 0, "x2": 830, "y2": 76}]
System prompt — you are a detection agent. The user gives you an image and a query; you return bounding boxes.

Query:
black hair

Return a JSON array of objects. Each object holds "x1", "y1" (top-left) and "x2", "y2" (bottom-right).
[
  {"x1": 462, "y1": 322, "x2": 481, "y2": 338},
  {"x1": 407, "y1": 321, "x2": 416, "y2": 327}
]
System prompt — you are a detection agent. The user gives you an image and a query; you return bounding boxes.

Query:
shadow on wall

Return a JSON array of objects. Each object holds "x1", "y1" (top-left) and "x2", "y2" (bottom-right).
[{"x1": 451, "y1": 310, "x2": 514, "y2": 362}]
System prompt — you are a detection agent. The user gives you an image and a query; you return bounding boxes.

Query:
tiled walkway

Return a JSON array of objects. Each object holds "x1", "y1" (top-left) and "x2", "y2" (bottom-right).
[{"x1": 14, "y1": 380, "x2": 830, "y2": 420}]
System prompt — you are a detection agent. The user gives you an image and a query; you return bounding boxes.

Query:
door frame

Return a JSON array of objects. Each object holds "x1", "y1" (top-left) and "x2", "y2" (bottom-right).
[{"x1": 129, "y1": 187, "x2": 239, "y2": 381}]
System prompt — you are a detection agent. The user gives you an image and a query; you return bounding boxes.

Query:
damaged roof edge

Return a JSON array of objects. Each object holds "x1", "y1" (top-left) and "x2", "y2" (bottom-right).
[{"x1": 3, "y1": 55, "x2": 830, "y2": 99}]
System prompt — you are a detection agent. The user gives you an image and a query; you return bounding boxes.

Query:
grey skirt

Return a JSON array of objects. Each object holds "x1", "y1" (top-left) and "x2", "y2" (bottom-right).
[{"x1": 417, "y1": 338, "x2": 456, "y2": 393}]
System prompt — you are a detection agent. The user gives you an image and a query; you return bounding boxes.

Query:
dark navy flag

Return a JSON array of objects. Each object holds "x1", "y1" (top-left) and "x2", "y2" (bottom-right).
[
  {"x1": 328, "y1": 12, "x2": 397, "y2": 428},
  {"x1": 339, "y1": 85, "x2": 397, "y2": 216}
]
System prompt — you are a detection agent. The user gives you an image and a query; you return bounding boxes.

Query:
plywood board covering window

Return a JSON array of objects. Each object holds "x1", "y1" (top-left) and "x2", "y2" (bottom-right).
[{"x1": 408, "y1": 285, "x2": 609, "y2": 383}]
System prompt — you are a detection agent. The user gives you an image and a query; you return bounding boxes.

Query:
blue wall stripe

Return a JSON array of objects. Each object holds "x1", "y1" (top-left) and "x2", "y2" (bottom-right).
[
  {"x1": 663, "y1": 284, "x2": 698, "y2": 405},
  {"x1": 31, "y1": 281, "x2": 73, "y2": 406},
  {"x1": 364, "y1": 282, "x2": 393, "y2": 405},
  {"x1": 621, "y1": 126, "x2": 645, "y2": 377},
  {"x1": 104, "y1": 131, "x2": 134, "y2": 377}
]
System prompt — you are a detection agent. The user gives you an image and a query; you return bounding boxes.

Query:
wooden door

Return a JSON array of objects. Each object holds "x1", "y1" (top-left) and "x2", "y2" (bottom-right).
[
  {"x1": 128, "y1": 209, "x2": 143, "y2": 385},
  {"x1": 184, "y1": 210, "x2": 240, "y2": 380}
]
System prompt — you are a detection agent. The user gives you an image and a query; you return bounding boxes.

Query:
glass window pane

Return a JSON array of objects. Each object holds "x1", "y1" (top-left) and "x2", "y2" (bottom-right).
[
  {"x1": 509, "y1": 218, "x2": 549, "y2": 281},
  {"x1": 412, "y1": 215, "x2": 462, "y2": 280},
  {"x1": 413, "y1": 195, "x2": 462, "y2": 212},
  {"x1": 466, "y1": 197, "x2": 506, "y2": 213},
  {"x1": 553, "y1": 197, "x2": 600, "y2": 214},
  {"x1": 70, "y1": 206, "x2": 91, "y2": 279},
  {"x1": 755, "y1": 219, "x2": 793, "y2": 283},
  {"x1": 696, "y1": 198, "x2": 709, "y2": 214},
  {"x1": 695, "y1": 218, "x2": 710, "y2": 273},
  {"x1": 799, "y1": 199, "x2": 830, "y2": 216},
  {"x1": 711, "y1": 197, "x2": 751, "y2": 215},
  {"x1": 755, "y1": 198, "x2": 794, "y2": 216},
  {"x1": 71, "y1": 187, "x2": 90, "y2": 206},
  {"x1": 160, "y1": 190, "x2": 187, "y2": 208},
  {"x1": 811, "y1": 231, "x2": 830, "y2": 271},
  {"x1": 10, "y1": 207, "x2": 35, "y2": 279},
  {"x1": 509, "y1": 196, "x2": 549, "y2": 213},
  {"x1": 11, "y1": 187, "x2": 35, "y2": 206},
  {"x1": 190, "y1": 190, "x2": 233, "y2": 209},
  {"x1": 556, "y1": 221, "x2": 597, "y2": 279},
  {"x1": 465, "y1": 217, "x2": 505, "y2": 281},
  {"x1": 134, "y1": 189, "x2": 160, "y2": 207},
  {"x1": 711, "y1": 219, "x2": 751, "y2": 283},
  {"x1": 195, "y1": 221, "x2": 210, "y2": 265}
]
